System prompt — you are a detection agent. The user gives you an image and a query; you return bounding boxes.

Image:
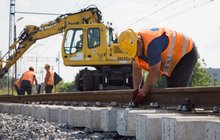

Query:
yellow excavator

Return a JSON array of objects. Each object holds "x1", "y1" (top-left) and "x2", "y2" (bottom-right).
[{"x1": 0, "y1": 6, "x2": 133, "y2": 91}]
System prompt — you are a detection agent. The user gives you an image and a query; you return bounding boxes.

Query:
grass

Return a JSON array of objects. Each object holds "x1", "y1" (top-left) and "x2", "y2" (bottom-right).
[{"x1": 0, "y1": 88, "x2": 18, "y2": 96}]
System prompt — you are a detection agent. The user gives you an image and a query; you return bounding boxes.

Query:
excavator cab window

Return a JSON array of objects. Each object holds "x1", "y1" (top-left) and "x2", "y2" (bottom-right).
[
  {"x1": 64, "y1": 29, "x2": 83, "y2": 54},
  {"x1": 87, "y1": 28, "x2": 100, "y2": 48},
  {"x1": 106, "y1": 29, "x2": 111, "y2": 46},
  {"x1": 106, "y1": 28, "x2": 116, "y2": 46},
  {"x1": 107, "y1": 27, "x2": 117, "y2": 45}
]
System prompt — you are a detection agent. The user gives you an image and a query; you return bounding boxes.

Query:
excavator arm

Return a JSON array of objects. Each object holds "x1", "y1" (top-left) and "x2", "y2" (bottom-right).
[{"x1": 0, "y1": 6, "x2": 102, "y2": 78}]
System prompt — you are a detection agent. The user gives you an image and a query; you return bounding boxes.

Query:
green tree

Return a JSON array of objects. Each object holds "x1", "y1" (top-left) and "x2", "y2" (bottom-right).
[
  {"x1": 0, "y1": 76, "x2": 9, "y2": 95},
  {"x1": 188, "y1": 59, "x2": 211, "y2": 87},
  {"x1": 213, "y1": 79, "x2": 219, "y2": 86},
  {"x1": 0, "y1": 75, "x2": 7, "y2": 89}
]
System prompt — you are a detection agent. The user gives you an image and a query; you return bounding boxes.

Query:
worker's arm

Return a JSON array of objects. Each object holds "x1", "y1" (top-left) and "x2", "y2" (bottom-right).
[
  {"x1": 141, "y1": 61, "x2": 161, "y2": 96},
  {"x1": 132, "y1": 61, "x2": 143, "y2": 90},
  {"x1": 130, "y1": 61, "x2": 161, "y2": 107}
]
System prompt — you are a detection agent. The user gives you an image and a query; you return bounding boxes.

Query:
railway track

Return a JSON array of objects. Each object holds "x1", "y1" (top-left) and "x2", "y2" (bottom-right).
[{"x1": 1, "y1": 86, "x2": 220, "y2": 110}]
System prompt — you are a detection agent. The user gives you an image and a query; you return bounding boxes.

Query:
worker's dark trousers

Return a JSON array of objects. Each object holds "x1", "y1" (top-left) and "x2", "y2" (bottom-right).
[
  {"x1": 45, "y1": 85, "x2": 53, "y2": 93},
  {"x1": 166, "y1": 46, "x2": 198, "y2": 87},
  {"x1": 20, "y1": 80, "x2": 32, "y2": 95}
]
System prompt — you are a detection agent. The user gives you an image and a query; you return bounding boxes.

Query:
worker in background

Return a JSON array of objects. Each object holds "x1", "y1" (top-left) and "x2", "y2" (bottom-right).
[
  {"x1": 14, "y1": 78, "x2": 21, "y2": 95},
  {"x1": 75, "y1": 34, "x2": 83, "y2": 52},
  {"x1": 20, "y1": 66, "x2": 38, "y2": 95},
  {"x1": 118, "y1": 28, "x2": 198, "y2": 107},
  {"x1": 88, "y1": 29, "x2": 100, "y2": 48},
  {"x1": 44, "y1": 64, "x2": 54, "y2": 93}
]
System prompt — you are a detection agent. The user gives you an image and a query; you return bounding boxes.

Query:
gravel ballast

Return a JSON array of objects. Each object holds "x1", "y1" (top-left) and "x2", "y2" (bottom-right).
[{"x1": 0, "y1": 113, "x2": 135, "y2": 140}]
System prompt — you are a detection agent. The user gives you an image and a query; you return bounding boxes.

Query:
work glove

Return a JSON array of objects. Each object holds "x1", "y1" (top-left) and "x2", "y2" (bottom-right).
[
  {"x1": 134, "y1": 92, "x2": 146, "y2": 106},
  {"x1": 128, "y1": 90, "x2": 146, "y2": 108},
  {"x1": 128, "y1": 89, "x2": 140, "y2": 108}
]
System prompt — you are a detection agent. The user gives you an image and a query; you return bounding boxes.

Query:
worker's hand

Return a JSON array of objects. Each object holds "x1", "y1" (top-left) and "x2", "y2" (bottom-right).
[
  {"x1": 132, "y1": 89, "x2": 140, "y2": 101},
  {"x1": 134, "y1": 91, "x2": 146, "y2": 106},
  {"x1": 129, "y1": 89, "x2": 142, "y2": 108}
]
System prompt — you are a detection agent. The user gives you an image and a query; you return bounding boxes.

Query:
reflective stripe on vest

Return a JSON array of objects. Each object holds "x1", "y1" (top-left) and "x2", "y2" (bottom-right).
[
  {"x1": 182, "y1": 34, "x2": 188, "y2": 57},
  {"x1": 163, "y1": 31, "x2": 176, "y2": 75},
  {"x1": 46, "y1": 71, "x2": 54, "y2": 85},
  {"x1": 21, "y1": 71, "x2": 35, "y2": 85},
  {"x1": 137, "y1": 28, "x2": 193, "y2": 77}
]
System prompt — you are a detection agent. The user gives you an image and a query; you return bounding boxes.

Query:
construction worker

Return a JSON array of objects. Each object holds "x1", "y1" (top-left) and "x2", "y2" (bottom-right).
[
  {"x1": 20, "y1": 66, "x2": 38, "y2": 95},
  {"x1": 88, "y1": 29, "x2": 100, "y2": 48},
  {"x1": 75, "y1": 34, "x2": 83, "y2": 52},
  {"x1": 14, "y1": 78, "x2": 21, "y2": 95},
  {"x1": 118, "y1": 28, "x2": 198, "y2": 106},
  {"x1": 44, "y1": 64, "x2": 54, "y2": 93}
]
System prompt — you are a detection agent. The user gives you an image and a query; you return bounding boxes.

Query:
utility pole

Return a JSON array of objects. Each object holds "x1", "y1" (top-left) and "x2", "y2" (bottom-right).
[
  {"x1": 12, "y1": 22, "x2": 16, "y2": 96},
  {"x1": 8, "y1": 0, "x2": 16, "y2": 95}
]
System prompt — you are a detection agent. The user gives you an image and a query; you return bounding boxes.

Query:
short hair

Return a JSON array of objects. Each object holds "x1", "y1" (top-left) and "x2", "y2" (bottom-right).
[
  {"x1": 45, "y1": 64, "x2": 50, "y2": 68},
  {"x1": 29, "y1": 66, "x2": 34, "y2": 71}
]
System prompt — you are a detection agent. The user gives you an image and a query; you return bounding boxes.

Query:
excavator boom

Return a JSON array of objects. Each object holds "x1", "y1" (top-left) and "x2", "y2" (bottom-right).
[{"x1": 0, "y1": 6, "x2": 102, "y2": 78}]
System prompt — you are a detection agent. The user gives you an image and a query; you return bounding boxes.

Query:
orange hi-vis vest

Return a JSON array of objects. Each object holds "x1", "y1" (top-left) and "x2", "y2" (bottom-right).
[
  {"x1": 21, "y1": 71, "x2": 35, "y2": 85},
  {"x1": 135, "y1": 28, "x2": 193, "y2": 77},
  {"x1": 46, "y1": 71, "x2": 54, "y2": 86}
]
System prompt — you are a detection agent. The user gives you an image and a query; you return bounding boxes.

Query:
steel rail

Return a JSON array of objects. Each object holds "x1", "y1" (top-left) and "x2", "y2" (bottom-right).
[{"x1": 0, "y1": 87, "x2": 220, "y2": 108}]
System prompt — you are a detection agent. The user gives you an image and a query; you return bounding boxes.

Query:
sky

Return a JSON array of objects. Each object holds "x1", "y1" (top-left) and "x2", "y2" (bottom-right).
[{"x1": 0, "y1": 0, "x2": 220, "y2": 82}]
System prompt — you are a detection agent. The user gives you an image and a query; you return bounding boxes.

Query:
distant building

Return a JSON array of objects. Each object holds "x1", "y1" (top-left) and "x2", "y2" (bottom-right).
[{"x1": 206, "y1": 68, "x2": 220, "y2": 86}]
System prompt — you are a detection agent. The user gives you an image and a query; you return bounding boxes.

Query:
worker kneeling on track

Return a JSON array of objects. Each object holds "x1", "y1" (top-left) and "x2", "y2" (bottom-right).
[
  {"x1": 118, "y1": 28, "x2": 198, "y2": 107},
  {"x1": 20, "y1": 66, "x2": 38, "y2": 95},
  {"x1": 44, "y1": 64, "x2": 54, "y2": 93}
]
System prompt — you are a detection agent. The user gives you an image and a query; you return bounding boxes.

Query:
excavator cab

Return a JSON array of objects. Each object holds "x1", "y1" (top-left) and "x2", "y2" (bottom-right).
[
  {"x1": 62, "y1": 24, "x2": 102, "y2": 66},
  {"x1": 62, "y1": 23, "x2": 131, "y2": 67}
]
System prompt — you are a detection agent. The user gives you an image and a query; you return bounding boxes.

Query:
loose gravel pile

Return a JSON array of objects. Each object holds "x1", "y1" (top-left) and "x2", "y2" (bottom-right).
[{"x1": 0, "y1": 113, "x2": 135, "y2": 140}]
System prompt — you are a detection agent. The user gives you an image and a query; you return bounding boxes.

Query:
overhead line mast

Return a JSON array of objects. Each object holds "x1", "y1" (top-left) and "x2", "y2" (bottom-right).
[{"x1": 8, "y1": 0, "x2": 16, "y2": 94}]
